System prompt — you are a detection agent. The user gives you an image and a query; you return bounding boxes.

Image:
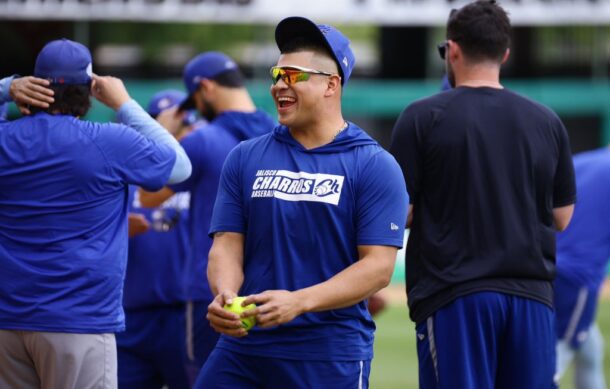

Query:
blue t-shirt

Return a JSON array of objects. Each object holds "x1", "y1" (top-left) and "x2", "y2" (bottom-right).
[
  {"x1": 169, "y1": 110, "x2": 274, "y2": 302},
  {"x1": 209, "y1": 124, "x2": 409, "y2": 361},
  {"x1": 0, "y1": 113, "x2": 175, "y2": 333},
  {"x1": 556, "y1": 148, "x2": 610, "y2": 291},
  {"x1": 123, "y1": 187, "x2": 190, "y2": 309}
]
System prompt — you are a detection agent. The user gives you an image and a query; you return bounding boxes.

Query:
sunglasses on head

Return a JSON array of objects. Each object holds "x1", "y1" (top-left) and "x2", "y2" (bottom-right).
[
  {"x1": 437, "y1": 38, "x2": 461, "y2": 60},
  {"x1": 270, "y1": 65, "x2": 336, "y2": 86},
  {"x1": 438, "y1": 8, "x2": 459, "y2": 60},
  {"x1": 437, "y1": 41, "x2": 449, "y2": 60}
]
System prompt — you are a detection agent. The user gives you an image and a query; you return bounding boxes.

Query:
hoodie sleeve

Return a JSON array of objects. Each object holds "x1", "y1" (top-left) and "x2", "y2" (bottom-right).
[{"x1": 356, "y1": 149, "x2": 409, "y2": 248}]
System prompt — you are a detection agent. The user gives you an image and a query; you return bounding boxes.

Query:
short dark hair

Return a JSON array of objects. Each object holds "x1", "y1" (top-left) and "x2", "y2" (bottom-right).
[
  {"x1": 280, "y1": 37, "x2": 338, "y2": 71},
  {"x1": 447, "y1": 0, "x2": 511, "y2": 63},
  {"x1": 30, "y1": 84, "x2": 91, "y2": 117},
  {"x1": 212, "y1": 69, "x2": 245, "y2": 88}
]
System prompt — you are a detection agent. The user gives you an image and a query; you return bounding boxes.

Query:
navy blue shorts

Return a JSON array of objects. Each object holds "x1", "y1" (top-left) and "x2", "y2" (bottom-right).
[
  {"x1": 554, "y1": 272, "x2": 598, "y2": 349},
  {"x1": 116, "y1": 301, "x2": 219, "y2": 388},
  {"x1": 416, "y1": 291, "x2": 555, "y2": 389},
  {"x1": 194, "y1": 347, "x2": 370, "y2": 389},
  {"x1": 116, "y1": 305, "x2": 190, "y2": 389},
  {"x1": 185, "y1": 300, "x2": 220, "y2": 383}
]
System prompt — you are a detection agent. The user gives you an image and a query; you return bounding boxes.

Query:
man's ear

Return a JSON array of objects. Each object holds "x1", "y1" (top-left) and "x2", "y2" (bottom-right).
[
  {"x1": 200, "y1": 78, "x2": 215, "y2": 94},
  {"x1": 324, "y1": 75, "x2": 341, "y2": 97},
  {"x1": 448, "y1": 39, "x2": 461, "y2": 62},
  {"x1": 501, "y1": 48, "x2": 510, "y2": 64}
]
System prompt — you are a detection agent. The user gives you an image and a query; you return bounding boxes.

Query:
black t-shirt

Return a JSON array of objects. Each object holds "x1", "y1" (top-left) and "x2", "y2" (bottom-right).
[{"x1": 390, "y1": 87, "x2": 576, "y2": 324}]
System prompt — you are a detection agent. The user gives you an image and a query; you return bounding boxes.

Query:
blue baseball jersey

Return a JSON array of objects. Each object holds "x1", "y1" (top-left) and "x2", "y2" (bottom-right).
[
  {"x1": 123, "y1": 187, "x2": 191, "y2": 309},
  {"x1": 0, "y1": 113, "x2": 175, "y2": 333},
  {"x1": 554, "y1": 148, "x2": 610, "y2": 348},
  {"x1": 209, "y1": 124, "x2": 409, "y2": 361},
  {"x1": 169, "y1": 110, "x2": 274, "y2": 302},
  {"x1": 556, "y1": 148, "x2": 610, "y2": 291}
]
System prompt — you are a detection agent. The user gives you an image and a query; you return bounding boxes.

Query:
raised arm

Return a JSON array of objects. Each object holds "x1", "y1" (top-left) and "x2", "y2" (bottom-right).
[
  {"x1": 91, "y1": 74, "x2": 191, "y2": 184},
  {"x1": 0, "y1": 76, "x2": 55, "y2": 114}
]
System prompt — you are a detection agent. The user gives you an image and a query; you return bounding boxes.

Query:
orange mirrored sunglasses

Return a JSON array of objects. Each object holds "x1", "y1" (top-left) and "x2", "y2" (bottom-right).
[{"x1": 270, "y1": 65, "x2": 335, "y2": 85}]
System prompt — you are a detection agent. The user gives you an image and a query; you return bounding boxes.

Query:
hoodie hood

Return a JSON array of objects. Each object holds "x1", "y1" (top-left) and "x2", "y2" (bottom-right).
[
  {"x1": 213, "y1": 110, "x2": 276, "y2": 142},
  {"x1": 272, "y1": 122, "x2": 377, "y2": 153}
]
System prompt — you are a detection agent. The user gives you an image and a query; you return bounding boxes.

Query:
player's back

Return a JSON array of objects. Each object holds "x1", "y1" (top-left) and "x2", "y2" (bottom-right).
[
  {"x1": 0, "y1": 112, "x2": 175, "y2": 332},
  {"x1": 395, "y1": 87, "x2": 575, "y2": 323}
]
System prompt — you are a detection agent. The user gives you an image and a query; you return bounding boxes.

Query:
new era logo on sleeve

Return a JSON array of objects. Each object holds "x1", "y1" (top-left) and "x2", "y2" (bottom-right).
[{"x1": 391, "y1": 223, "x2": 399, "y2": 231}]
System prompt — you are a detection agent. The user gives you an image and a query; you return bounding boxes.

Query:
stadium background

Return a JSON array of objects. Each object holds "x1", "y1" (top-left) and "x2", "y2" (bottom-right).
[{"x1": 2, "y1": 1, "x2": 609, "y2": 387}]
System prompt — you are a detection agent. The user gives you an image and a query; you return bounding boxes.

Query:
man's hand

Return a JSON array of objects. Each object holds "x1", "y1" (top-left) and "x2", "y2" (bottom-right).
[
  {"x1": 128, "y1": 213, "x2": 150, "y2": 237},
  {"x1": 157, "y1": 106, "x2": 186, "y2": 137},
  {"x1": 242, "y1": 290, "x2": 305, "y2": 328},
  {"x1": 91, "y1": 74, "x2": 130, "y2": 111},
  {"x1": 207, "y1": 291, "x2": 248, "y2": 337},
  {"x1": 9, "y1": 76, "x2": 54, "y2": 115}
]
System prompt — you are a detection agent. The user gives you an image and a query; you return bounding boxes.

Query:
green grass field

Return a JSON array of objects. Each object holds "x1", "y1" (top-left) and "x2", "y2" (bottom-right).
[{"x1": 370, "y1": 291, "x2": 610, "y2": 389}]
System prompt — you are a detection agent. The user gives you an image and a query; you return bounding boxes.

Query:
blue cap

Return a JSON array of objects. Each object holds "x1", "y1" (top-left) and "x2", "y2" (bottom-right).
[
  {"x1": 34, "y1": 39, "x2": 92, "y2": 85},
  {"x1": 275, "y1": 16, "x2": 356, "y2": 86},
  {"x1": 180, "y1": 51, "x2": 240, "y2": 110},
  {"x1": 147, "y1": 89, "x2": 197, "y2": 125},
  {"x1": 147, "y1": 90, "x2": 187, "y2": 117}
]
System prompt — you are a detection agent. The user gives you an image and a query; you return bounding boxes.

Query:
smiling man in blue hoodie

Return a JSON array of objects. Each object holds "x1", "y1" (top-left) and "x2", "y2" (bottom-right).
[
  {"x1": 139, "y1": 52, "x2": 275, "y2": 382},
  {"x1": 198, "y1": 17, "x2": 408, "y2": 389}
]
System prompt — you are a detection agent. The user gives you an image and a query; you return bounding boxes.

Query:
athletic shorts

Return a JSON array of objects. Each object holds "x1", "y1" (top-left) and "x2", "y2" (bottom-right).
[
  {"x1": 554, "y1": 272, "x2": 598, "y2": 349},
  {"x1": 117, "y1": 301, "x2": 219, "y2": 388},
  {"x1": 194, "y1": 347, "x2": 370, "y2": 389},
  {"x1": 416, "y1": 291, "x2": 555, "y2": 389}
]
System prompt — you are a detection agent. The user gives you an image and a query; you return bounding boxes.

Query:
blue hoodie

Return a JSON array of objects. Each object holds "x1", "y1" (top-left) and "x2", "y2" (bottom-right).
[
  {"x1": 209, "y1": 123, "x2": 408, "y2": 361},
  {"x1": 170, "y1": 110, "x2": 275, "y2": 302}
]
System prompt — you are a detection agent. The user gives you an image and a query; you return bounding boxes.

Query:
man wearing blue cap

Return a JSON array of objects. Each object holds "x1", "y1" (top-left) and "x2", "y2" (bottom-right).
[
  {"x1": 117, "y1": 89, "x2": 197, "y2": 389},
  {"x1": 139, "y1": 52, "x2": 275, "y2": 381},
  {"x1": 199, "y1": 17, "x2": 408, "y2": 388},
  {"x1": 0, "y1": 39, "x2": 191, "y2": 388}
]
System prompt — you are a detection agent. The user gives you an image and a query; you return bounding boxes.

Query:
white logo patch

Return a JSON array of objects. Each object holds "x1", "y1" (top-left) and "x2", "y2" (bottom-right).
[
  {"x1": 417, "y1": 333, "x2": 425, "y2": 341},
  {"x1": 251, "y1": 170, "x2": 344, "y2": 205},
  {"x1": 342, "y1": 57, "x2": 348, "y2": 68},
  {"x1": 391, "y1": 223, "x2": 399, "y2": 231}
]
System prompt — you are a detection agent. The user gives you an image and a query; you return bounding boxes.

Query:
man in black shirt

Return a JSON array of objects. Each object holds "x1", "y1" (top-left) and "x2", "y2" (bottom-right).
[{"x1": 390, "y1": 1, "x2": 576, "y2": 388}]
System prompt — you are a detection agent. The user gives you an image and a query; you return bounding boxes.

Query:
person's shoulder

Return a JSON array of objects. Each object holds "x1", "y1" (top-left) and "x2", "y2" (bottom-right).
[
  {"x1": 89, "y1": 122, "x2": 143, "y2": 148},
  {"x1": 575, "y1": 148, "x2": 610, "y2": 170},
  {"x1": 502, "y1": 88, "x2": 561, "y2": 122},
  {"x1": 346, "y1": 124, "x2": 399, "y2": 164},
  {"x1": 238, "y1": 129, "x2": 276, "y2": 149},
  {"x1": 405, "y1": 90, "x2": 457, "y2": 113}
]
